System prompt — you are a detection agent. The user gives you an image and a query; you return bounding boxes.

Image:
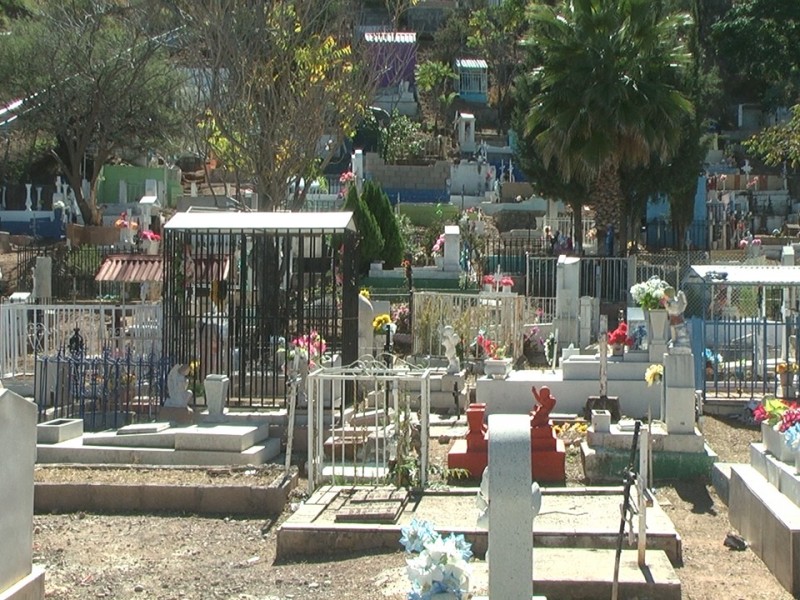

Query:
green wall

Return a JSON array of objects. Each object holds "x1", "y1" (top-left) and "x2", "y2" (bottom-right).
[{"x1": 97, "y1": 165, "x2": 183, "y2": 207}]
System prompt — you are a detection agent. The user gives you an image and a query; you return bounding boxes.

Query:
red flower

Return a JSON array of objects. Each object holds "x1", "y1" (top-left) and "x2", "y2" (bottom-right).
[{"x1": 608, "y1": 322, "x2": 633, "y2": 346}]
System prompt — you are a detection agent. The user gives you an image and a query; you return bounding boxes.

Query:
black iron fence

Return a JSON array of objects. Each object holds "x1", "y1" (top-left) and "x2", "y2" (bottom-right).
[
  {"x1": 17, "y1": 243, "x2": 139, "y2": 300},
  {"x1": 36, "y1": 347, "x2": 170, "y2": 430}
]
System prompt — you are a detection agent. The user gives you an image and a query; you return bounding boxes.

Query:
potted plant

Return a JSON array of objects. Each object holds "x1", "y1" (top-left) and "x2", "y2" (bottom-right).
[
  {"x1": 482, "y1": 274, "x2": 495, "y2": 292},
  {"x1": 474, "y1": 330, "x2": 512, "y2": 379},
  {"x1": 753, "y1": 397, "x2": 796, "y2": 462},
  {"x1": 607, "y1": 322, "x2": 632, "y2": 356}
]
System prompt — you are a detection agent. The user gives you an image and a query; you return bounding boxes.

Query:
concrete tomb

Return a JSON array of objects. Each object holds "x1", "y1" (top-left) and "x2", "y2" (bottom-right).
[{"x1": 0, "y1": 387, "x2": 45, "y2": 600}]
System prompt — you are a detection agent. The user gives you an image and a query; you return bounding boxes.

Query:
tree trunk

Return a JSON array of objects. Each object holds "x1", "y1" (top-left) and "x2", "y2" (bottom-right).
[{"x1": 588, "y1": 166, "x2": 623, "y2": 256}]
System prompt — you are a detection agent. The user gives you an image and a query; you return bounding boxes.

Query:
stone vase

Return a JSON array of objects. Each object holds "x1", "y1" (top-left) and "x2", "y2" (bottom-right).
[
  {"x1": 484, "y1": 357, "x2": 512, "y2": 379},
  {"x1": 611, "y1": 344, "x2": 625, "y2": 357},
  {"x1": 761, "y1": 421, "x2": 794, "y2": 462},
  {"x1": 502, "y1": 285, "x2": 512, "y2": 294},
  {"x1": 645, "y1": 308, "x2": 669, "y2": 345}
]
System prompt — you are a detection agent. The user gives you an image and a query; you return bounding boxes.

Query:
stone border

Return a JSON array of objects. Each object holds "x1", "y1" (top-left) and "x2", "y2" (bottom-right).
[{"x1": 34, "y1": 472, "x2": 297, "y2": 516}]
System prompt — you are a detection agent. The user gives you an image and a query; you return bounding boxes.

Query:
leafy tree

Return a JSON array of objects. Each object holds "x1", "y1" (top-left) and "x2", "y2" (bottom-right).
[
  {"x1": 361, "y1": 180, "x2": 404, "y2": 268},
  {"x1": 415, "y1": 60, "x2": 458, "y2": 132},
  {"x1": 466, "y1": 0, "x2": 527, "y2": 131},
  {"x1": 0, "y1": 0, "x2": 184, "y2": 224},
  {"x1": 709, "y1": 0, "x2": 800, "y2": 108},
  {"x1": 343, "y1": 184, "x2": 384, "y2": 274},
  {"x1": 744, "y1": 104, "x2": 800, "y2": 169},
  {"x1": 174, "y1": 0, "x2": 376, "y2": 211},
  {"x1": 518, "y1": 0, "x2": 695, "y2": 254},
  {"x1": 379, "y1": 113, "x2": 426, "y2": 164}
]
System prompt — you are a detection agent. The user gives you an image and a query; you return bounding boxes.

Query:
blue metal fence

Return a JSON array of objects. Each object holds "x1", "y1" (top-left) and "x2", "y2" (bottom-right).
[
  {"x1": 36, "y1": 347, "x2": 170, "y2": 430},
  {"x1": 692, "y1": 314, "x2": 800, "y2": 400}
]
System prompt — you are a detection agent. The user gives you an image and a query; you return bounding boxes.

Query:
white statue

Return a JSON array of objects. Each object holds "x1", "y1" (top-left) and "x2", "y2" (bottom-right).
[
  {"x1": 165, "y1": 364, "x2": 193, "y2": 408},
  {"x1": 441, "y1": 325, "x2": 460, "y2": 374},
  {"x1": 663, "y1": 286, "x2": 690, "y2": 350}
]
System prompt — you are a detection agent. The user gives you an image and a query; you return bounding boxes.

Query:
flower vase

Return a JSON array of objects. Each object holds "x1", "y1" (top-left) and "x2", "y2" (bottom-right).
[
  {"x1": 646, "y1": 308, "x2": 669, "y2": 360},
  {"x1": 502, "y1": 285, "x2": 512, "y2": 294},
  {"x1": 762, "y1": 421, "x2": 794, "y2": 463},
  {"x1": 611, "y1": 344, "x2": 624, "y2": 357},
  {"x1": 484, "y1": 357, "x2": 512, "y2": 379},
  {"x1": 483, "y1": 284, "x2": 493, "y2": 293}
]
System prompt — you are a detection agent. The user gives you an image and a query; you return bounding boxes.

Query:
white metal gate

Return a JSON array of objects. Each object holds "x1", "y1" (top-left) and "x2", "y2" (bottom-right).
[
  {"x1": 1, "y1": 301, "x2": 162, "y2": 376},
  {"x1": 306, "y1": 361, "x2": 431, "y2": 494}
]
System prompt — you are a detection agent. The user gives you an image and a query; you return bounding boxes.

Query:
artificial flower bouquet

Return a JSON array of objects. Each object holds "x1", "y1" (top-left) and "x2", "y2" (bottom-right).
[
  {"x1": 400, "y1": 519, "x2": 473, "y2": 600},
  {"x1": 372, "y1": 313, "x2": 393, "y2": 334},
  {"x1": 644, "y1": 364, "x2": 664, "y2": 386},
  {"x1": 500, "y1": 276, "x2": 514, "y2": 287},
  {"x1": 630, "y1": 276, "x2": 669, "y2": 310},
  {"x1": 482, "y1": 274, "x2": 495, "y2": 286},
  {"x1": 607, "y1": 322, "x2": 633, "y2": 346}
]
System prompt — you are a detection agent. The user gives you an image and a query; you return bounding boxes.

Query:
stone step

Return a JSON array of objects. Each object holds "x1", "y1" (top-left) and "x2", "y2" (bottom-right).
[{"x1": 468, "y1": 548, "x2": 681, "y2": 600}]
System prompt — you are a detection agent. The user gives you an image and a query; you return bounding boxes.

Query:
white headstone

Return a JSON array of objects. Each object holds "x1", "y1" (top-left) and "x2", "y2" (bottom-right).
[
  {"x1": 662, "y1": 352, "x2": 696, "y2": 434},
  {"x1": 554, "y1": 255, "x2": 580, "y2": 346},
  {"x1": 357, "y1": 294, "x2": 374, "y2": 359},
  {"x1": 486, "y1": 413, "x2": 533, "y2": 599},
  {"x1": 144, "y1": 179, "x2": 158, "y2": 197},
  {"x1": 443, "y1": 225, "x2": 461, "y2": 272},
  {"x1": 457, "y1": 112, "x2": 476, "y2": 154},
  {"x1": 0, "y1": 388, "x2": 40, "y2": 596},
  {"x1": 33, "y1": 256, "x2": 52, "y2": 302}
]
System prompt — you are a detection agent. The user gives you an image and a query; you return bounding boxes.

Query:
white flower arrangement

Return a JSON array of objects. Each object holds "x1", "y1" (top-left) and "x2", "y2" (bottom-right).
[
  {"x1": 400, "y1": 519, "x2": 473, "y2": 600},
  {"x1": 630, "y1": 275, "x2": 669, "y2": 310}
]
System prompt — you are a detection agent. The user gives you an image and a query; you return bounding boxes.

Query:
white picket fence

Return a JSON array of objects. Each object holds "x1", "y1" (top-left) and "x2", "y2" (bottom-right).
[{"x1": 0, "y1": 301, "x2": 162, "y2": 377}]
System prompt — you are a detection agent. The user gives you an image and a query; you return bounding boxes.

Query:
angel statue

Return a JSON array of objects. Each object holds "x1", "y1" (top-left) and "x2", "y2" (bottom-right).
[{"x1": 663, "y1": 286, "x2": 690, "y2": 350}]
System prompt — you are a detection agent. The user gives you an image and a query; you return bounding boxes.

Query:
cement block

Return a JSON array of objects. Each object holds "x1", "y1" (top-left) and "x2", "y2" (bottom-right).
[
  {"x1": 711, "y1": 463, "x2": 732, "y2": 504},
  {"x1": 36, "y1": 418, "x2": 84, "y2": 444},
  {"x1": 174, "y1": 424, "x2": 268, "y2": 452},
  {"x1": 0, "y1": 390, "x2": 37, "y2": 596},
  {"x1": 117, "y1": 423, "x2": 170, "y2": 435},
  {"x1": 591, "y1": 410, "x2": 611, "y2": 433},
  {"x1": 729, "y1": 464, "x2": 800, "y2": 595}
]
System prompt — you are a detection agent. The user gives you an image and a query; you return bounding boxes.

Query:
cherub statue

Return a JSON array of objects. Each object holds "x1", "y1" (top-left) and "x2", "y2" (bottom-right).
[
  {"x1": 531, "y1": 385, "x2": 556, "y2": 428},
  {"x1": 441, "y1": 325, "x2": 460, "y2": 374},
  {"x1": 663, "y1": 286, "x2": 690, "y2": 350},
  {"x1": 165, "y1": 363, "x2": 193, "y2": 408}
]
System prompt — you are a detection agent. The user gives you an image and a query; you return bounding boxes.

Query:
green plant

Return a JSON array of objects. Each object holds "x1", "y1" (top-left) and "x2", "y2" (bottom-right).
[
  {"x1": 414, "y1": 60, "x2": 459, "y2": 131},
  {"x1": 342, "y1": 185, "x2": 384, "y2": 273},
  {"x1": 361, "y1": 181, "x2": 404, "y2": 268},
  {"x1": 378, "y1": 112, "x2": 426, "y2": 164},
  {"x1": 387, "y1": 402, "x2": 421, "y2": 489}
]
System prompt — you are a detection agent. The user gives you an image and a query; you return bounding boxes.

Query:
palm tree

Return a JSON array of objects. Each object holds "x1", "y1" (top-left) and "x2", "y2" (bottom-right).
[{"x1": 519, "y1": 0, "x2": 694, "y2": 254}]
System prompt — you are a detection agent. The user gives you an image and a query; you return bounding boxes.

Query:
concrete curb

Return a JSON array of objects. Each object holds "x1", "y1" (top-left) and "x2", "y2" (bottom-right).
[{"x1": 34, "y1": 472, "x2": 298, "y2": 516}]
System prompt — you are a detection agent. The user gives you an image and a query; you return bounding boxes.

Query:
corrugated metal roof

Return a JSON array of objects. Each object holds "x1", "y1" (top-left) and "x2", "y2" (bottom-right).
[
  {"x1": 455, "y1": 58, "x2": 488, "y2": 70},
  {"x1": 164, "y1": 211, "x2": 356, "y2": 233},
  {"x1": 95, "y1": 255, "x2": 163, "y2": 283},
  {"x1": 364, "y1": 31, "x2": 416, "y2": 44},
  {"x1": 691, "y1": 264, "x2": 800, "y2": 286}
]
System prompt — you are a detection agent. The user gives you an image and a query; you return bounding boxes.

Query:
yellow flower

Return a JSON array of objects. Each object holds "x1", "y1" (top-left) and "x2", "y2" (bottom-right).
[
  {"x1": 359, "y1": 288, "x2": 370, "y2": 300},
  {"x1": 644, "y1": 364, "x2": 664, "y2": 386},
  {"x1": 372, "y1": 313, "x2": 391, "y2": 333}
]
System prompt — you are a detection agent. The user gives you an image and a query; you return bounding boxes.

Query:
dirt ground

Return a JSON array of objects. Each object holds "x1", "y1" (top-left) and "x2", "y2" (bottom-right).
[{"x1": 30, "y1": 413, "x2": 795, "y2": 600}]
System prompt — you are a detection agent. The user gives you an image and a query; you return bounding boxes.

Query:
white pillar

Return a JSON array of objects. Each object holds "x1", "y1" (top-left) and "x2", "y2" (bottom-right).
[
  {"x1": 487, "y1": 413, "x2": 533, "y2": 600},
  {"x1": 443, "y1": 224, "x2": 460, "y2": 272},
  {"x1": 24, "y1": 184, "x2": 32, "y2": 211}
]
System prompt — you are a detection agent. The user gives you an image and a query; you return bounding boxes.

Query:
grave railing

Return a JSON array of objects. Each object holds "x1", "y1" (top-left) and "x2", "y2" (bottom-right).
[{"x1": 35, "y1": 348, "x2": 170, "y2": 430}]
